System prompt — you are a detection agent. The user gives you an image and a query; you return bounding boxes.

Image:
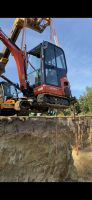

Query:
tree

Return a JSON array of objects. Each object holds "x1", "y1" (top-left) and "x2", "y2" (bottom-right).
[
  {"x1": 79, "y1": 87, "x2": 92, "y2": 113},
  {"x1": 74, "y1": 102, "x2": 81, "y2": 114},
  {"x1": 85, "y1": 87, "x2": 92, "y2": 112}
]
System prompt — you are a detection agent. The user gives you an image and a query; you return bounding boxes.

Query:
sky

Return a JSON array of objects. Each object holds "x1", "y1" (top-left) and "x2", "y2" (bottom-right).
[{"x1": 0, "y1": 18, "x2": 92, "y2": 99}]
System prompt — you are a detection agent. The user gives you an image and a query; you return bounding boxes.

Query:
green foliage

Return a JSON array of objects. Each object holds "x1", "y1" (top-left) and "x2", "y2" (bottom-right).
[
  {"x1": 59, "y1": 86, "x2": 92, "y2": 116},
  {"x1": 63, "y1": 108, "x2": 71, "y2": 116},
  {"x1": 79, "y1": 87, "x2": 92, "y2": 114},
  {"x1": 74, "y1": 102, "x2": 81, "y2": 114}
]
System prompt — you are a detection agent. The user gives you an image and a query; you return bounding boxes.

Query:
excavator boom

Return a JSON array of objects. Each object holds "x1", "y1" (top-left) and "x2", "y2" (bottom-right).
[{"x1": 0, "y1": 28, "x2": 27, "y2": 91}]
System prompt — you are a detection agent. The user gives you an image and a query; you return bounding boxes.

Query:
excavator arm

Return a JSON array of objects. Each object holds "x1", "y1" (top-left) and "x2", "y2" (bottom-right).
[{"x1": 0, "y1": 18, "x2": 50, "y2": 75}]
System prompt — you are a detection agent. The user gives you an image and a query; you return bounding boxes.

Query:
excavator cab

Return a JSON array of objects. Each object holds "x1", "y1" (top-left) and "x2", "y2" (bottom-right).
[
  {"x1": 28, "y1": 41, "x2": 69, "y2": 88},
  {"x1": 27, "y1": 41, "x2": 72, "y2": 108},
  {"x1": 0, "y1": 82, "x2": 18, "y2": 99},
  {"x1": 0, "y1": 82, "x2": 18, "y2": 115}
]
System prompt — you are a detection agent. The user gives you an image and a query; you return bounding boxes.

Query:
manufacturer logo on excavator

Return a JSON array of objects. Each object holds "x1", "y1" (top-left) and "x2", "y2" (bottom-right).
[{"x1": 34, "y1": 87, "x2": 43, "y2": 92}]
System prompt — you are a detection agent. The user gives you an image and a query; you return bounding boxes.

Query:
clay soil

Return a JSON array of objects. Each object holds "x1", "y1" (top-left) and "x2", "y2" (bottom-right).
[{"x1": 72, "y1": 145, "x2": 92, "y2": 182}]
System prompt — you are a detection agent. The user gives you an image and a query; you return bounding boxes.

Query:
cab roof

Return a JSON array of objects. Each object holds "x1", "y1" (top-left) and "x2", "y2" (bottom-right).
[{"x1": 27, "y1": 41, "x2": 64, "y2": 58}]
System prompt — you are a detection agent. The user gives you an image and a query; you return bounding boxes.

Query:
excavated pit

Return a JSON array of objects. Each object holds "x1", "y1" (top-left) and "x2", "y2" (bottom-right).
[
  {"x1": 0, "y1": 117, "x2": 78, "y2": 182},
  {"x1": 0, "y1": 116, "x2": 92, "y2": 182}
]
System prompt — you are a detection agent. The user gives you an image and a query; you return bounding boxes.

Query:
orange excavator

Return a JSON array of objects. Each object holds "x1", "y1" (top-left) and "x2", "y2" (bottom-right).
[
  {"x1": 0, "y1": 18, "x2": 76, "y2": 115},
  {"x1": 0, "y1": 18, "x2": 51, "y2": 115}
]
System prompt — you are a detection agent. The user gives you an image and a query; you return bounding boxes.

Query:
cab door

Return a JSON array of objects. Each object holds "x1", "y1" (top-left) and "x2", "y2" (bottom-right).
[{"x1": 43, "y1": 41, "x2": 58, "y2": 86}]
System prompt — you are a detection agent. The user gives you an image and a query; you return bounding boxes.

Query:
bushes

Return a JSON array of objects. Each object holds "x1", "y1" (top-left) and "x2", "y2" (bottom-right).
[{"x1": 79, "y1": 87, "x2": 92, "y2": 114}]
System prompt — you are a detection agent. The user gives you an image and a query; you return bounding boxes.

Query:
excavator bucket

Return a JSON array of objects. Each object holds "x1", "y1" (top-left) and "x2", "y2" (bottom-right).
[
  {"x1": 15, "y1": 18, "x2": 50, "y2": 32},
  {"x1": 14, "y1": 18, "x2": 51, "y2": 33}
]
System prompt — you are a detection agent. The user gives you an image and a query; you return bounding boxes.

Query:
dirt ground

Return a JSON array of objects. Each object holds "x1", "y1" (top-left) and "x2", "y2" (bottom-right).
[
  {"x1": 0, "y1": 116, "x2": 92, "y2": 182},
  {"x1": 72, "y1": 145, "x2": 92, "y2": 182},
  {"x1": 0, "y1": 117, "x2": 78, "y2": 182}
]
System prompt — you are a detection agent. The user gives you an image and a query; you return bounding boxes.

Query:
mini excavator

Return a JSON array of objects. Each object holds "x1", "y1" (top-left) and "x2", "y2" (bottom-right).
[{"x1": 0, "y1": 18, "x2": 76, "y2": 115}]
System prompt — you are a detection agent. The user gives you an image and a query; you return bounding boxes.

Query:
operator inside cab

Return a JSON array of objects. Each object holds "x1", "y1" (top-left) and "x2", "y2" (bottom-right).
[{"x1": 46, "y1": 69, "x2": 58, "y2": 86}]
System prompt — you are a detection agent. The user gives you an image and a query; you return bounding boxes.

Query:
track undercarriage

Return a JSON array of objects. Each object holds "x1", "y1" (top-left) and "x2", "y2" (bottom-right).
[
  {"x1": 30, "y1": 93, "x2": 77, "y2": 112},
  {"x1": 0, "y1": 92, "x2": 77, "y2": 116}
]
